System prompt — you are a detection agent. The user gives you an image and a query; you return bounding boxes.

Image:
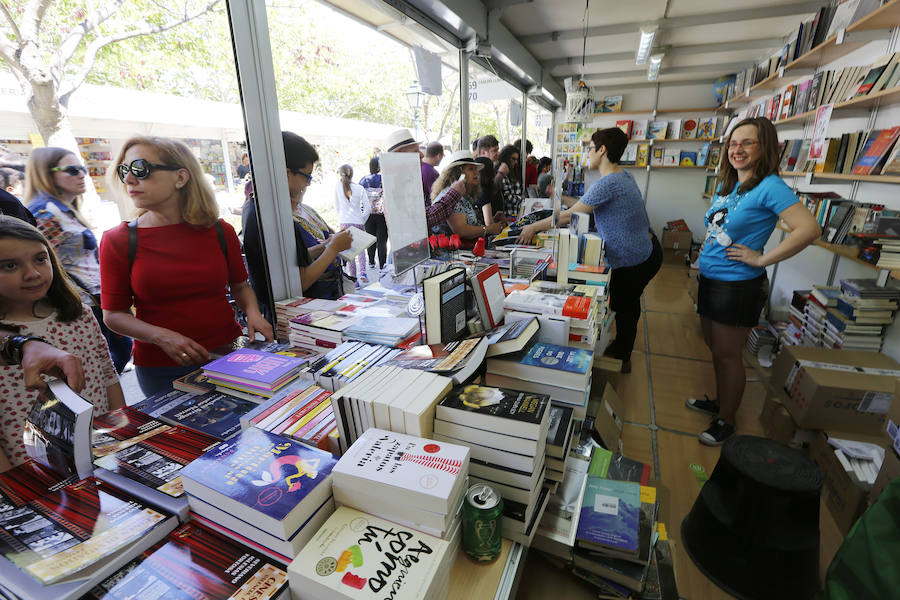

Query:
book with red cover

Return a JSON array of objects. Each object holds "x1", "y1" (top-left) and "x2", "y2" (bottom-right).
[
  {"x1": 85, "y1": 521, "x2": 289, "y2": 600},
  {"x1": 92, "y1": 407, "x2": 219, "y2": 498},
  {"x1": 471, "y1": 263, "x2": 506, "y2": 328},
  {"x1": 615, "y1": 120, "x2": 633, "y2": 138},
  {"x1": 0, "y1": 459, "x2": 78, "y2": 512},
  {"x1": 852, "y1": 127, "x2": 900, "y2": 175}
]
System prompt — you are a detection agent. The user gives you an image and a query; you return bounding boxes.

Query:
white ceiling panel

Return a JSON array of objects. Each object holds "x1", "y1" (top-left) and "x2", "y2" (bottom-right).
[
  {"x1": 665, "y1": 0, "x2": 804, "y2": 18},
  {"x1": 501, "y1": 0, "x2": 667, "y2": 37}
]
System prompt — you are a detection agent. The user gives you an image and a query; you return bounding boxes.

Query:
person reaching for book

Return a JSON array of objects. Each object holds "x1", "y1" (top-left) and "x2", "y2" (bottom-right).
[
  {"x1": 686, "y1": 117, "x2": 820, "y2": 446},
  {"x1": 430, "y1": 151, "x2": 504, "y2": 248},
  {"x1": 517, "y1": 127, "x2": 663, "y2": 374},
  {"x1": 242, "y1": 131, "x2": 352, "y2": 308},
  {"x1": 0, "y1": 216, "x2": 124, "y2": 472},
  {"x1": 100, "y1": 136, "x2": 273, "y2": 397}
]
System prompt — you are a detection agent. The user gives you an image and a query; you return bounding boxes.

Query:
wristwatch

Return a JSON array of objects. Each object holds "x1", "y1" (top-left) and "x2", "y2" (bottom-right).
[
  {"x1": 0, "y1": 334, "x2": 48, "y2": 365},
  {"x1": 482, "y1": 225, "x2": 487, "y2": 237}
]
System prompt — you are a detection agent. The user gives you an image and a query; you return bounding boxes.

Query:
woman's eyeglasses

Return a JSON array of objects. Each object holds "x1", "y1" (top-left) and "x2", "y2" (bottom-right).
[
  {"x1": 116, "y1": 159, "x2": 180, "y2": 182},
  {"x1": 728, "y1": 140, "x2": 759, "y2": 150},
  {"x1": 51, "y1": 165, "x2": 87, "y2": 176}
]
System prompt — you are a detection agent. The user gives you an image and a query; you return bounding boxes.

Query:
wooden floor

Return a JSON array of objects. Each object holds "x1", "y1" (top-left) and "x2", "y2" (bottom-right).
[{"x1": 516, "y1": 261, "x2": 845, "y2": 600}]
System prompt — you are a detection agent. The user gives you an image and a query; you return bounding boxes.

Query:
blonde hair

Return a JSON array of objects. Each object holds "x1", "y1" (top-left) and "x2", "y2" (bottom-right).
[
  {"x1": 24, "y1": 147, "x2": 83, "y2": 210},
  {"x1": 431, "y1": 164, "x2": 481, "y2": 201},
  {"x1": 113, "y1": 136, "x2": 219, "y2": 227}
]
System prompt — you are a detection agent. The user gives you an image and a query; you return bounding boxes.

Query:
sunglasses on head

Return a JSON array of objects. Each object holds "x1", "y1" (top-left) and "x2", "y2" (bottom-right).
[
  {"x1": 116, "y1": 159, "x2": 180, "y2": 182},
  {"x1": 51, "y1": 165, "x2": 87, "y2": 176}
]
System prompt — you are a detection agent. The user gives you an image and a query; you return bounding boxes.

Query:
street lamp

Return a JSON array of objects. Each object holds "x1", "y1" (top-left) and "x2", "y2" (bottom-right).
[{"x1": 405, "y1": 80, "x2": 426, "y2": 141}]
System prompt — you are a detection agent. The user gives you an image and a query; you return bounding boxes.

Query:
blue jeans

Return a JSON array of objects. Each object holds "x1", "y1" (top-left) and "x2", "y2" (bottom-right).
[{"x1": 135, "y1": 364, "x2": 197, "y2": 397}]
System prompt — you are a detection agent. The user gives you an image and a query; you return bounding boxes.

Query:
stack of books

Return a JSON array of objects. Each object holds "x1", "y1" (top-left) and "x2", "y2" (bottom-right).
[
  {"x1": 203, "y1": 348, "x2": 309, "y2": 400},
  {"x1": 829, "y1": 436, "x2": 885, "y2": 492},
  {"x1": 135, "y1": 388, "x2": 258, "y2": 440},
  {"x1": 332, "y1": 428, "x2": 469, "y2": 544},
  {"x1": 289, "y1": 310, "x2": 357, "y2": 351},
  {"x1": 91, "y1": 406, "x2": 219, "y2": 520},
  {"x1": 275, "y1": 296, "x2": 347, "y2": 340},
  {"x1": 485, "y1": 341, "x2": 593, "y2": 418},
  {"x1": 299, "y1": 341, "x2": 401, "y2": 392},
  {"x1": 0, "y1": 461, "x2": 178, "y2": 600},
  {"x1": 823, "y1": 278, "x2": 900, "y2": 351},
  {"x1": 533, "y1": 460, "x2": 589, "y2": 562},
  {"x1": 85, "y1": 521, "x2": 291, "y2": 600},
  {"x1": 240, "y1": 382, "x2": 337, "y2": 452},
  {"x1": 343, "y1": 315, "x2": 420, "y2": 346},
  {"x1": 385, "y1": 336, "x2": 489, "y2": 384},
  {"x1": 288, "y1": 506, "x2": 453, "y2": 600},
  {"x1": 329, "y1": 366, "x2": 453, "y2": 450},
  {"x1": 180, "y1": 427, "x2": 337, "y2": 563},
  {"x1": 545, "y1": 403, "x2": 576, "y2": 485},
  {"x1": 433, "y1": 383, "x2": 553, "y2": 545}
]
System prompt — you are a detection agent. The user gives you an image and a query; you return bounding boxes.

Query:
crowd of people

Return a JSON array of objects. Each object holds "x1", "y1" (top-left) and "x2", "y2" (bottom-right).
[{"x1": 0, "y1": 114, "x2": 818, "y2": 474}]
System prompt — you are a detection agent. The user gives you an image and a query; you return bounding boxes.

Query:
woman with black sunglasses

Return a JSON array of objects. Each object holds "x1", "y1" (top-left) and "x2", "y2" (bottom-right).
[
  {"x1": 99, "y1": 136, "x2": 273, "y2": 396},
  {"x1": 25, "y1": 147, "x2": 133, "y2": 374}
]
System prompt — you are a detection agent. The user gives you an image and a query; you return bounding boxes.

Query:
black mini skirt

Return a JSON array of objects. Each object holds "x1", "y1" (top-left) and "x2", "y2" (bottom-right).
[{"x1": 697, "y1": 273, "x2": 768, "y2": 328}]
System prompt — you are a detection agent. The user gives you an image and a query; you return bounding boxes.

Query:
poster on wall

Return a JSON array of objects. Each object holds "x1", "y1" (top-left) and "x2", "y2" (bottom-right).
[{"x1": 380, "y1": 152, "x2": 431, "y2": 275}]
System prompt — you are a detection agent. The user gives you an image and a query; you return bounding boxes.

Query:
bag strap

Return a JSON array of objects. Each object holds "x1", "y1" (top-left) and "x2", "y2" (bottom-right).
[{"x1": 127, "y1": 218, "x2": 228, "y2": 272}]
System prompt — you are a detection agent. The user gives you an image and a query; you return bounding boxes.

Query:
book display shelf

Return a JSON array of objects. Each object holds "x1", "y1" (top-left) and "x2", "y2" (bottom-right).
[{"x1": 76, "y1": 137, "x2": 112, "y2": 197}]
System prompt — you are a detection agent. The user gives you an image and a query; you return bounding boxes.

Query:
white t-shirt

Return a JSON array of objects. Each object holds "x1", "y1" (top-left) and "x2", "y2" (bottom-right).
[{"x1": 334, "y1": 182, "x2": 372, "y2": 225}]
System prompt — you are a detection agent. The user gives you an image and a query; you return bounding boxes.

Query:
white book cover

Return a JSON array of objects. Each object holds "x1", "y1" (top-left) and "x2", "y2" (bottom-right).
[
  {"x1": 631, "y1": 119, "x2": 648, "y2": 139},
  {"x1": 338, "y1": 227, "x2": 377, "y2": 262},
  {"x1": 333, "y1": 428, "x2": 469, "y2": 514},
  {"x1": 288, "y1": 506, "x2": 450, "y2": 600}
]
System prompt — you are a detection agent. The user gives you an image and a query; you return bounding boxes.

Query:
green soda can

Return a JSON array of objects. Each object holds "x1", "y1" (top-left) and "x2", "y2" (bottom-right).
[{"x1": 462, "y1": 483, "x2": 503, "y2": 562}]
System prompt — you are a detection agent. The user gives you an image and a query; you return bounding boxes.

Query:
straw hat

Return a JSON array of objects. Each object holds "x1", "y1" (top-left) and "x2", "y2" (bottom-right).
[
  {"x1": 445, "y1": 150, "x2": 484, "y2": 170},
  {"x1": 384, "y1": 128, "x2": 420, "y2": 152}
]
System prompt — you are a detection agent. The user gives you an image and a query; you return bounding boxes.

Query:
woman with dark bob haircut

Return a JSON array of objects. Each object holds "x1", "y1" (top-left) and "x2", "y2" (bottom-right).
[
  {"x1": 518, "y1": 127, "x2": 663, "y2": 375},
  {"x1": 685, "y1": 116, "x2": 819, "y2": 445}
]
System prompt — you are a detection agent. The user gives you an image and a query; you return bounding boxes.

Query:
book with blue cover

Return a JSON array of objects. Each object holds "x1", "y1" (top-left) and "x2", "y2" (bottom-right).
[
  {"x1": 180, "y1": 427, "x2": 336, "y2": 539},
  {"x1": 203, "y1": 348, "x2": 308, "y2": 391},
  {"x1": 157, "y1": 391, "x2": 257, "y2": 440},
  {"x1": 488, "y1": 341, "x2": 593, "y2": 391},
  {"x1": 576, "y1": 476, "x2": 640, "y2": 557}
]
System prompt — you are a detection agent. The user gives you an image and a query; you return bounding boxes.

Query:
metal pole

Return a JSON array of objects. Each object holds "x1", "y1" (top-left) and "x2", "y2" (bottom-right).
[
  {"x1": 225, "y1": 0, "x2": 302, "y2": 306},
  {"x1": 459, "y1": 49, "x2": 470, "y2": 151},
  {"x1": 521, "y1": 89, "x2": 528, "y2": 187}
]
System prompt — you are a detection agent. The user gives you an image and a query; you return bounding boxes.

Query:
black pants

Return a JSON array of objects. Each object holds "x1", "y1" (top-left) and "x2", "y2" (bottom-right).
[
  {"x1": 92, "y1": 305, "x2": 133, "y2": 373},
  {"x1": 365, "y1": 213, "x2": 388, "y2": 268},
  {"x1": 606, "y1": 234, "x2": 663, "y2": 361}
]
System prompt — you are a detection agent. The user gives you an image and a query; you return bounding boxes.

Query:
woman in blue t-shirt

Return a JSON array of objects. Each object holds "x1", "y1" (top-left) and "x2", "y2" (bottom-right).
[
  {"x1": 687, "y1": 117, "x2": 820, "y2": 446},
  {"x1": 518, "y1": 127, "x2": 662, "y2": 374}
]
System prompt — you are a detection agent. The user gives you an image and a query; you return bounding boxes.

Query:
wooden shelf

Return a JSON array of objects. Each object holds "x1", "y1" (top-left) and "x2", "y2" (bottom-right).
[
  {"x1": 651, "y1": 138, "x2": 720, "y2": 143},
  {"x1": 623, "y1": 165, "x2": 708, "y2": 170},
  {"x1": 775, "y1": 221, "x2": 899, "y2": 277},
  {"x1": 592, "y1": 107, "x2": 725, "y2": 116},
  {"x1": 774, "y1": 85, "x2": 900, "y2": 126},
  {"x1": 782, "y1": 171, "x2": 900, "y2": 184}
]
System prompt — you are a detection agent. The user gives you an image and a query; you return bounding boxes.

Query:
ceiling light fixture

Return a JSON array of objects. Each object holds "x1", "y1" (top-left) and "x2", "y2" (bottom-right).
[
  {"x1": 647, "y1": 53, "x2": 664, "y2": 81},
  {"x1": 635, "y1": 25, "x2": 658, "y2": 65}
]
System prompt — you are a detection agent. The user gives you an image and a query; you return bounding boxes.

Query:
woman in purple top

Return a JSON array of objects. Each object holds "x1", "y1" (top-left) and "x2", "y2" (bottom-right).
[
  {"x1": 518, "y1": 128, "x2": 662, "y2": 374},
  {"x1": 687, "y1": 117, "x2": 819, "y2": 446}
]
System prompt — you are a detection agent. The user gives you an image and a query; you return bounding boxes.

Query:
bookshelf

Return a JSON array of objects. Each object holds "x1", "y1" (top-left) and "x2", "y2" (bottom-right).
[
  {"x1": 775, "y1": 86, "x2": 900, "y2": 126},
  {"x1": 623, "y1": 165, "x2": 708, "y2": 170},
  {"x1": 76, "y1": 137, "x2": 111, "y2": 196},
  {"x1": 782, "y1": 171, "x2": 900, "y2": 184},
  {"x1": 775, "y1": 221, "x2": 900, "y2": 278}
]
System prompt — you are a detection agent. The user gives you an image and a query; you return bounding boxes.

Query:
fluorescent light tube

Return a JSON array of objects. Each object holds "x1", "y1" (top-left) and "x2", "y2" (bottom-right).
[
  {"x1": 647, "y1": 53, "x2": 664, "y2": 81},
  {"x1": 635, "y1": 25, "x2": 657, "y2": 65}
]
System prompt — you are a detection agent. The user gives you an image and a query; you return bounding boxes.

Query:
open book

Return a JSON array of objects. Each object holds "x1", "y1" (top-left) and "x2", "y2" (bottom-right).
[{"x1": 338, "y1": 226, "x2": 376, "y2": 262}]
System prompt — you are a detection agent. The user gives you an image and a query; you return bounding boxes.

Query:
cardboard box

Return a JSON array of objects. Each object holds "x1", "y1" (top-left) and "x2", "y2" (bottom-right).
[
  {"x1": 661, "y1": 229, "x2": 692, "y2": 250},
  {"x1": 809, "y1": 430, "x2": 889, "y2": 535},
  {"x1": 591, "y1": 380, "x2": 623, "y2": 454},
  {"x1": 771, "y1": 346, "x2": 899, "y2": 434},
  {"x1": 758, "y1": 394, "x2": 815, "y2": 452},
  {"x1": 870, "y1": 448, "x2": 900, "y2": 502}
]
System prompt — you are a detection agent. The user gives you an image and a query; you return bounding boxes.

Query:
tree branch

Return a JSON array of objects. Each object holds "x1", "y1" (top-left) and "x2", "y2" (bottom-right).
[
  {"x1": 58, "y1": 0, "x2": 223, "y2": 101},
  {"x1": 0, "y1": 37, "x2": 21, "y2": 71},
  {"x1": 0, "y1": 3, "x2": 22, "y2": 43},
  {"x1": 21, "y1": 0, "x2": 52, "y2": 41},
  {"x1": 57, "y1": 0, "x2": 127, "y2": 68}
]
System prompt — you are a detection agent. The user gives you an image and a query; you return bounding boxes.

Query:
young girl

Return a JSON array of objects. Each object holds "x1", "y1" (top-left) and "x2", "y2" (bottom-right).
[{"x1": 0, "y1": 216, "x2": 124, "y2": 471}]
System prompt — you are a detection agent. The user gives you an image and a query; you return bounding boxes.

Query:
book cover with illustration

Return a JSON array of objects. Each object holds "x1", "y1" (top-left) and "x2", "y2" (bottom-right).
[
  {"x1": 518, "y1": 342, "x2": 593, "y2": 375},
  {"x1": 385, "y1": 338, "x2": 484, "y2": 372},
  {"x1": 437, "y1": 384, "x2": 550, "y2": 439},
  {"x1": 172, "y1": 369, "x2": 217, "y2": 394},
  {"x1": 180, "y1": 427, "x2": 336, "y2": 538},
  {"x1": 158, "y1": 391, "x2": 257, "y2": 440},
  {"x1": 0, "y1": 477, "x2": 172, "y2": 586},
  {"x1": 576, "y1": 476, "x2": 640, "y2": 556},
  {"x1": 22, "y1": 380, "x2": 94, "y2": 480},
  {"x1": 92, "y1": 407, "x2": 219, "y2": 497},
  {"x1": 85, "y1": 521, "x2": 289, "y2": 600},
  {"x1": 679, "y1": 151, "x2": 697, "y2": 166},
  {"x1": 504, "y1": 289, "x2": 592, "y2": 319},
  {"x1": 0, "y1": 459, "x2": 77, "y2": 513},
  {"x1": 203, "y1": 349, "x2": 308, "y2": 388},
  {"x1": 288, "y1": 506, "x2": 450, "y2": 600},
  {"x1": 475, "y1": 317, "x2": 539, "y2": 357},
  {"x1": 333, "y1": 428, "x2": 469, "y2": 514}
]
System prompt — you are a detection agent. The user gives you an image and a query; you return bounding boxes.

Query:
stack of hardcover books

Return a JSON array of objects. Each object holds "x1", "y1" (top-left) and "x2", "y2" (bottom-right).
[
  {"x1": 433, "y1": 384, "x2": 553, "y2": 546},
  {"x1": 329, "y1": 366, "x2": 453, "y2": 450},
  {"x1": 485, "y1": 341, "x2": 593, "y2": 418},
  {"x1": 240, "y1": 382, "x2": 338, "y2": 452},
  {"x1": 275, "y1": 296, "x2": 347, "y2": 340},
  {"x1": 288, "y1": 310, "x2": 357, "y2": 351},
  {"x1": 180, "y1": 427, "x2": 337, "y2": 563},
  {"x1": 203, "y1": 349, "x2": 309, "y2": 400},
  {"x1": 332, "y1": 428, "x2": 469, "y2": 546},
  {"x1": 288, "y1": 506, "x2": 453, "y2": 600},
  {"x1": 91, "y1": 406, "x2": 219, "y2": 520},
  {"x1": 0, "y1": 460, "x2": 178, "y2": 600},
  {"x1": 85, "y1": 521, "x2": 291, "y2": 599}
]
